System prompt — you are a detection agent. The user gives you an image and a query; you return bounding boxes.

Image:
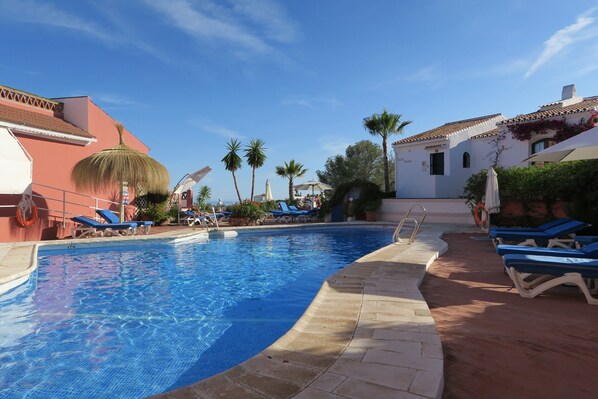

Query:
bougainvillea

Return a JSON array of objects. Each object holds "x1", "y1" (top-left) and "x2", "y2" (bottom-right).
[{"x1": 508, "y1": 111, "x2": 598, "y2": 143}]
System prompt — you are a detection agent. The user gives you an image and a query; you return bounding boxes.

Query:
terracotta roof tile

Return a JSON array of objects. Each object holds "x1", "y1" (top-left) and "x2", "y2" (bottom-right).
[
  {"x1": 394, "y1": 114, "x2": 501, "y2": 145},
  {"x1": 0, "y1": 103, "x2": 93, "y2": 139},
  {"x1": 471, "y1": 128, "x2": 499, "y2": 139},
  {"x1": 499, "y1": 96, "x2": 598, "y2": 125}
]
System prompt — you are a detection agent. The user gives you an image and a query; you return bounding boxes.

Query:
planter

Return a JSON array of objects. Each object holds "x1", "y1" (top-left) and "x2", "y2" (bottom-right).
[
  {"x1": 229, "y1": 217, "x2": 258, "y2": 226},
  {"x1": 365, "y1": 211, "x2": 377, "y2": 221}
]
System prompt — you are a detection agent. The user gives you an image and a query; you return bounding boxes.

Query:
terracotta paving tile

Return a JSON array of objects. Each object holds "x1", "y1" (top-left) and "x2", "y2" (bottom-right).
[{"x1": 420, "y1": 233, "x2": 598, "y2": 399}]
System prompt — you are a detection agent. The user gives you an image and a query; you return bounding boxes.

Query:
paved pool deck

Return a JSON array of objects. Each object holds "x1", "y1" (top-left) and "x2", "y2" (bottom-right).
[{"x1": 0, "y1": 222, "x2": 479, "y2": 399}]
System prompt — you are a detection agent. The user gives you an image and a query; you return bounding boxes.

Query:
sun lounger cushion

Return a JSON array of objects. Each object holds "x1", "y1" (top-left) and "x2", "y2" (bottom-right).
[
  {"x1": 502, "y1": 254, "x2": 598, "y2": 305},
  {"x1": 489, "y1": 220, "x2": 590, "y2": 243},
  {"x1": 489, "y1": 218, "x2": 573, "y2": 235},
  {"x1": 503, "y1": 254, "x2": 598, "y2": 278},
  {"x1": 497, "y1": 241, "x2": 598, "y2": 258},
  {"x1": 72, "y1": 216, "x2": 136, "y2": 230}
]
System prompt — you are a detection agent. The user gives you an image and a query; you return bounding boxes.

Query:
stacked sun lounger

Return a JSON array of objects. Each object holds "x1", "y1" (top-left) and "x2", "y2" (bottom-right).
[
  {"x1": 71, "y1": 216, "x2": 137, "y2": 238},
  {"x1": 492, "y1": 218, "x2": 598, "y2": 304},
  {"x1": 96, "y1": 209, "x2": 153, "y2": 234}
]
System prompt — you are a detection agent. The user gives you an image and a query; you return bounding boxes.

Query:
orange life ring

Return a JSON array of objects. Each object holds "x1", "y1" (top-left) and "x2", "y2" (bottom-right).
[
  {"x1": 473, "y1": 203, "x2": 487, "y2": 227},
  {"x1": 16, "y1": 204, "x2": 38, "y2": 227}
]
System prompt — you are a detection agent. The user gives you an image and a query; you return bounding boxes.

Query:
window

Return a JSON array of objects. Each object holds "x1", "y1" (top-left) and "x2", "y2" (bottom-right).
[
  {"x1": 463, "y1": 152, "x2": 470, "y2": 168},
  {"x1": 531, "y1": 138, "x2": 554, "y2": 154},
  {"x1": 430, "y1": 152, "x2": 444, "y2": 175}
]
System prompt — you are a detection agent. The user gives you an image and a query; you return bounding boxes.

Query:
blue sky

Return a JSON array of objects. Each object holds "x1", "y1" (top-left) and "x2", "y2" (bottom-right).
[{"x1": 2, "y1": 0, "x2": 598, "y2": 202}]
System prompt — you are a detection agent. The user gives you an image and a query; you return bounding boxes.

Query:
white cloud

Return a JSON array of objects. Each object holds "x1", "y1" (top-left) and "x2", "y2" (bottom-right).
[
  {"x1": 525, "y1": 8, "x2": 597, "y2": 79},
  {"x1": 282, "y1": 95, "x2": 342, "y2": 109},
  {"x1": 94, "y1": 94, "x2": 146, "y2": 109},
  {"x1": 0, "y1": 0, "x2": 171, "y2": 64},
  {"x1": 229, "y1": 0, "x2": 299, "y2": 43},
  {"x1": 144, "y1": 0, "x2": 276, "y2": 55},
  {"x1": 317, "y1": 135, "x2": 352, "y2": 156},
  {"x1": 407, "y1": 65, "x2": 438, "y2": 83},
  {"x1": 469, "y1": 59, "x2": 529, "y2": 78},
  {"x1": 0, "y1": 0, "x2": 112, "y2": 41},
  {"x1": 190, "y1": 118, "x2": 246, "y2": 140}
]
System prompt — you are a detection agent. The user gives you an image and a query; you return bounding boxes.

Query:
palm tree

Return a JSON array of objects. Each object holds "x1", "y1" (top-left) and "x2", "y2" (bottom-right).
[
  {"x1": 244, "y1": 139, "x2": 267, "y2": 201},
  {"x1": 363, "y1": 109, "x2": 412, "y2": 193},
  {"x1": 72, "y1": 122, "x2": 169, "y2": 222},
  {"x1": 195, "y1": 185, "x2": 212, "y2": 211},
  {"x1": 275, "y1": 160, "x2": 308, "y2": 200},
  {"x1": 221, "y1": 138, "x2": 243, "y2": 203}
]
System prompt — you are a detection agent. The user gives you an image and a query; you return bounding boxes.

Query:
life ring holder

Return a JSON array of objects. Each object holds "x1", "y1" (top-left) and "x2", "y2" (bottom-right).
[
  {"x1": 473, "y1": 202, "x2": 488, "y2": 227},
  {"x1": 16, "y1": 194, "x2": 38, "y2": 227}
]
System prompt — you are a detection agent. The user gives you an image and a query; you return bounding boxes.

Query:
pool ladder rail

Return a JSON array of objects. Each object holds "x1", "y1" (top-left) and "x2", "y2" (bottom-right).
[{"x1": 393, "y1": 204, "x2": 427, "y2": 244}]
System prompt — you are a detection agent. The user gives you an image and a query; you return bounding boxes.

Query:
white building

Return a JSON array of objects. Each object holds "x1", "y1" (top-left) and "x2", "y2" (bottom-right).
[
  {"x1": 393, "y1": 113, "x2": 505, "y2": 198},
  {"x1": 392, "y1": 84, "x2": 598, "y2": 201}
]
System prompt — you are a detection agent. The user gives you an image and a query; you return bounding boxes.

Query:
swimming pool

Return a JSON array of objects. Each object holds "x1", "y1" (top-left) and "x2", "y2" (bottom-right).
[{"x1": 0, "y1": 226, "x2": 393, "y2": 399}]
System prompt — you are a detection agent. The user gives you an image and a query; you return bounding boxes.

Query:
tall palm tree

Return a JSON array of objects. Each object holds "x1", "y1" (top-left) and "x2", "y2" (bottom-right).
[
  {"x1": 275, "y1": 160, "x2": 308, "y2": 200},
  {"x1": 221, "y1": 138, "x2": 243, "y2": 203},
  {"x1": 72, "y1": 122, "x2": 169, "y2": 222},
  {"x1": 363, "y1": 109, "x2": 412, "y2": 193},
  {"x1": 244, "y1": 139, "x2": 267, "y2": 201}
]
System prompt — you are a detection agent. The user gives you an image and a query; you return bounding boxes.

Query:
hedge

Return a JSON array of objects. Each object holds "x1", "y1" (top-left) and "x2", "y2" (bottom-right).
[{"x1": 463, "y1": 160, "x2": 598, "y2": 229}]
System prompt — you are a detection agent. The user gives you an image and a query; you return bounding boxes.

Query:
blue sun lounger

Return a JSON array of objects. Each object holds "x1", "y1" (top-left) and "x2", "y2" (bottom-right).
[
  {"x1": 96, "y1": 209, "x2": 153, "y2": 234},
  {"x1": 502, "y1": 254, "x2": 598, "y2": 305},
  {"x1": 490, "y1": 220, "x2": 590, "y2": 247},
  {"x1": 71, "y1": 216, "x2": 137, "y2": 238},
  {"x1": 496, "y1": 241, "x2": 598, "y2": 258},
  {"x1": 271, "y1": 202, "x2": 303, "y2": 223},
  {"x1": 489, "y1": 218, "x2": 573, "y2": 235}
]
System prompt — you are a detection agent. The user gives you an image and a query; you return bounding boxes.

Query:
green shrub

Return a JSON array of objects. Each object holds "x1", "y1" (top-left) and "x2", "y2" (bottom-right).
[
  {"x1": 260, "y1": 200, "x2": 279, "y2": 211},
  {"x1": 463, "y1": 160, "x2": 598, "y2": 230},
  {"x1": 230, "y1": 201, "x2": 266, "y2": 222},
  {"x1": 321, "y1": 179, "x2": 384, "y2": 220},
  {"x1": 140, "y1": 203, "x2": 170, "y2": 225}
]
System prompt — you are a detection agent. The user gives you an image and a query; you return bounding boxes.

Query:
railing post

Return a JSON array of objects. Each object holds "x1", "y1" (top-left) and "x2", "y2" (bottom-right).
[{"x1": 62, "y1": 190, "x2": 67, "y2": 228}]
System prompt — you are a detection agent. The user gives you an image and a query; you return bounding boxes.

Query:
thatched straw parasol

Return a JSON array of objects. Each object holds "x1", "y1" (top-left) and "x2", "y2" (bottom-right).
[{"x1": 71, "y1": 122, "x2": 169, "y2": 222}]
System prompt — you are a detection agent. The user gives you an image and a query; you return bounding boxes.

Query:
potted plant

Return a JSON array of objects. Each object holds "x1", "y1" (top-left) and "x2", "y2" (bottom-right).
[{"x1": 364, "y1": 198, "x2": 382, "y2": 221}]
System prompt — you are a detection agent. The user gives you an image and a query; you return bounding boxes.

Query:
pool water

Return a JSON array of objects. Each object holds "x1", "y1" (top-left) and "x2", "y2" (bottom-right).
[{"x1": 0, "y1": 227, "x2": 393, "y2": 399}]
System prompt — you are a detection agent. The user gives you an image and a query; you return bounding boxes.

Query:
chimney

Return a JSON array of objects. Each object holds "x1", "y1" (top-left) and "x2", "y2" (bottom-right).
[{"x1": 562, "y1": 84, "x2": 576, "y2": 100}]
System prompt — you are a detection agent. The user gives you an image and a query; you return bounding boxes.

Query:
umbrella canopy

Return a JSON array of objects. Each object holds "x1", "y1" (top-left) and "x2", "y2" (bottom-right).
[
  {"x1": 265, "y1": 179, "x2": 273, "y2": 201},
  {"x1": 71, "y1": 123, "x2": 170, "y2": 222},
  {"x1": 524, "y1": 126, "x2": 598, "y2": 163},
  {"x1": 294, "y1": 180, "x2": 333, "y2": 195},
  {"x1": 484, "y1": 167, "x2": 500, "y2": 214},
  {"x1": 173, "y1": 166, "x2": 212, "y2": 195}
]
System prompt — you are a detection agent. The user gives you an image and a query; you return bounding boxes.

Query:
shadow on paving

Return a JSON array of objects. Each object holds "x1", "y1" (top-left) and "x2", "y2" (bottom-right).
[{"x1": 421, "y1": 233, "x2": 598, "y2": 399}]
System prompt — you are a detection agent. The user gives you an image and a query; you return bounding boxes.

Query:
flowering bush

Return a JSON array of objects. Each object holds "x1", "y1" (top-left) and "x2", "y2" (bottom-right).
[{"x1": 508, "y1": 111, "x2": 598, "y2": 143}]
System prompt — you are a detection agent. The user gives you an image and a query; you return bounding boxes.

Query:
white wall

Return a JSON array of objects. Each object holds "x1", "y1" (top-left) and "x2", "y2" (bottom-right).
[
  {"x1": 55, "y1": 97, "x2": 89, "y2": 131},
  {"x1": 394, "y1": 138, "x2": 446, "y2": 198},
  {"x1": 395, "y1": 114, "x2": 505, "y2": 199}
]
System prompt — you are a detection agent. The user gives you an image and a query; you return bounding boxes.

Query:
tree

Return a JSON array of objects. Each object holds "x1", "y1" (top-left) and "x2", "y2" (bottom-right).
[
  {"x1": 195, "y1": 185, "x2": 212, "y2": 211},
  {"x1": 221, "y1": 138, "x2": 243, "y2": 203},
  {"x1": 316, "y1": 140, "x2": 385, "y2": 189},
  {"x1": 363, "y1": 109, "x2": 411, "y2": 193},
  {"x1": 275, "y1": 160, "x2": 308, "y2": 200},
  {"x1": 244, "y1": 139, "x2": 267, "y2": 201}
]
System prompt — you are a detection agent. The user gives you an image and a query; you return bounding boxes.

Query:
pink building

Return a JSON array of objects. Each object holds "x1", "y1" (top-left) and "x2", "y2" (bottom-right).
[{"x1": 0, "y1": 84, "x2": 152, "y2": 242}]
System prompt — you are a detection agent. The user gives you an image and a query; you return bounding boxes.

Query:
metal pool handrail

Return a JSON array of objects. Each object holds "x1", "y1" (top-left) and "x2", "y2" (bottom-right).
[{"x1": 393, "y1": 204, "x2": 427, "y2": 244}]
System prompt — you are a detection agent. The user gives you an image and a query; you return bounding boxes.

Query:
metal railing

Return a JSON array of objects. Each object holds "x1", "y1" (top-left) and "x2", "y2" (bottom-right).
[
  {"x1": 1, "y1": 183, "x2": 119, "y2": 228},
  {"x1": 393, "y1": 204, "x2": 427, "y2": 244}
]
